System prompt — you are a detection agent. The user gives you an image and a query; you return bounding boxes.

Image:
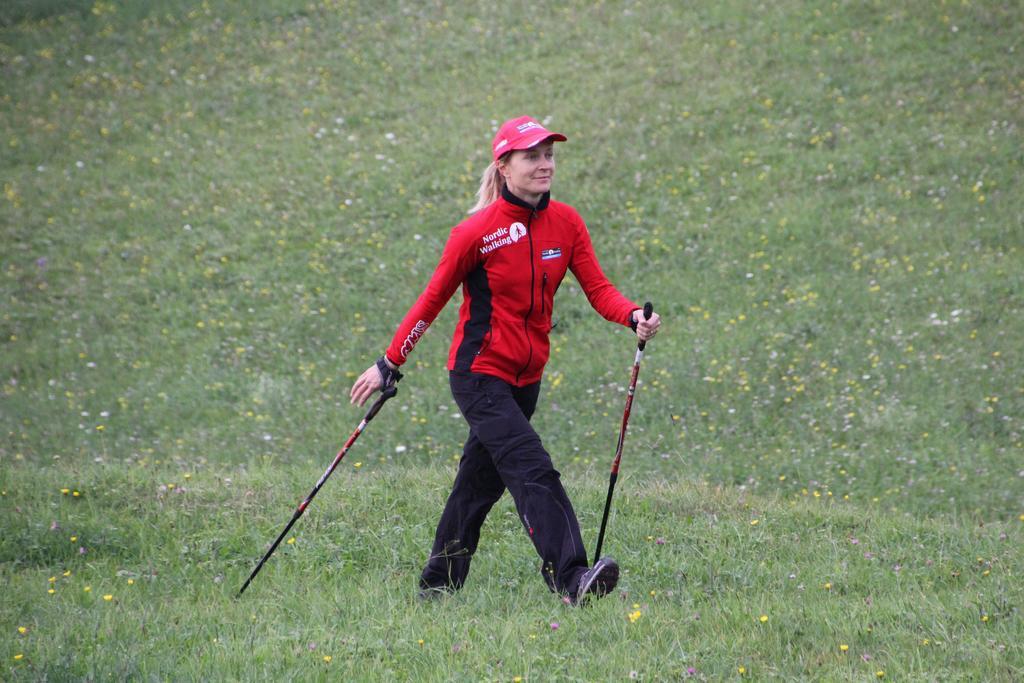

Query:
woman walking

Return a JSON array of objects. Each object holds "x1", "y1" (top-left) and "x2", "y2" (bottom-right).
[{"x1": 349, "y1": 115, "x2": 661, "y2": 604}]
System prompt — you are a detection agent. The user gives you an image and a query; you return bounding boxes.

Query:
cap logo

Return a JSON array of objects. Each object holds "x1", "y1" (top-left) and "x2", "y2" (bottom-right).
[{"x1": 516, "y1": 121, "x2": 543, "y2": 133}]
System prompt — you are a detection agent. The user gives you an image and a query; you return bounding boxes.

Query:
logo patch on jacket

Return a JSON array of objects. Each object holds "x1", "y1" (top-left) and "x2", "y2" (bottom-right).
[
  {"x1": 509, "y1": 222, "x2": 527, "y2": 242},
  {"x1": 541, "y1": 247, "x2": 562, "y2": 260}
]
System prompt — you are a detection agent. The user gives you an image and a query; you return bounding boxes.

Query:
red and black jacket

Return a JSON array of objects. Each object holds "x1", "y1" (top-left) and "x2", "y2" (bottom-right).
[{"x1": 385, "y1": 187, "x2": 640, "y2": 387}]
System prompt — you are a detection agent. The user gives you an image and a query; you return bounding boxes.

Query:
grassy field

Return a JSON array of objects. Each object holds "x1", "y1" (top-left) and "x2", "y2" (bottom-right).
[{"x1": 2, "y1": 0, "x2": 1023, "y2": 679}]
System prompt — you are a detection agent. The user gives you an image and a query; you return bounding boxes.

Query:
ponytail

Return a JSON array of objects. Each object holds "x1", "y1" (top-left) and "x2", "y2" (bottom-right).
[{"x1": 469, "y1": 161, "x2": 505, "y2": 214}]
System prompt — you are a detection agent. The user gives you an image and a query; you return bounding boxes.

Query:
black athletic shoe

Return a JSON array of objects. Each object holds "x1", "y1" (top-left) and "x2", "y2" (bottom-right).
[
  {"x1": 417, "y1": 584, "x2": 455, "y2": 601},
  {"x1": 571, "y1": 556, "x2": 619, "y2": 605}
]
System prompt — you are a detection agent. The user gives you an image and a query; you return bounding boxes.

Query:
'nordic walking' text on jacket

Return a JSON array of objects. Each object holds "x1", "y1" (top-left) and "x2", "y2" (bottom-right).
[{"x1": 385, "y1": 188, "x2": 639, "y2": 386}]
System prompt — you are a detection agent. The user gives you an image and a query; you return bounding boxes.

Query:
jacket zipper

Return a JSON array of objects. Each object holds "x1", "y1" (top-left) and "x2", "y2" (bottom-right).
[
  {"x1": 541, "y1": 272, "x2": 548, "y2": 317},
  {"x1": 477, "y1": 329, "x2": 492, "y2": 356},
  {"x1": 515, "y1": 209, "x2": 538, "y2": 384}
]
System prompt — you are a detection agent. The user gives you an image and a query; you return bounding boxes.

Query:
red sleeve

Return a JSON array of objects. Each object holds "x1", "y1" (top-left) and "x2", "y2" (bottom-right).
[
  {"x1": 569, "y1": 215, "x2": 640, "y2": 327},
  {"x1": 384, "y1": 224, "x2": 479, "y2": 366}
]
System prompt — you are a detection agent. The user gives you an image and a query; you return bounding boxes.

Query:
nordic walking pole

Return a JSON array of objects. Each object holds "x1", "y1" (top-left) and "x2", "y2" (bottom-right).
[
  {"x1": 593, "y1": 302, "x2": 653, "y2": 565},
  {"x1": 239, "y1": 377, "x2": 401, "y2": 596}
]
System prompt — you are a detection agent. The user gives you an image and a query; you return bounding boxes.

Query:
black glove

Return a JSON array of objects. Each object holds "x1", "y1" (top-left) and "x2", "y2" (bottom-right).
[{"x1": 376, "y1": 356, "x2": 403, "y2": 388}]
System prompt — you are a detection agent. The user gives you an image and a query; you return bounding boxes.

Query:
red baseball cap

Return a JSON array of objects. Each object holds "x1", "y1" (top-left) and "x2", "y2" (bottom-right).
[{"x1": 492, "y1": 116, "x2": 567, "y2": 161}]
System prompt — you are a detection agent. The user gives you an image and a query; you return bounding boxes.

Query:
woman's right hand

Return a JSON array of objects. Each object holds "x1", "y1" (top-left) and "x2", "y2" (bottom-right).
[{"x1": 349, "y1": 363, "x2": 383, "y2": 407}]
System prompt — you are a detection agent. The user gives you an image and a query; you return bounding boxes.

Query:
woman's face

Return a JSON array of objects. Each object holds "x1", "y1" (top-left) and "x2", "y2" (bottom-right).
[{"x1": 500, "y1": 141, "x2": 555, "y2": 201}]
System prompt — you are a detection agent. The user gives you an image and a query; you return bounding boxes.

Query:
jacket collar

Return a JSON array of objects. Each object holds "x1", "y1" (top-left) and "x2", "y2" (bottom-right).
[{"x1": 501, "y1": 185, "x2": 550, "y2": 215}]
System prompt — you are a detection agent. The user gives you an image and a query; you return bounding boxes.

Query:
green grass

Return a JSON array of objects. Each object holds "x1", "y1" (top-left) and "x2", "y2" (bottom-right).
[
  {"x1": 2, "y1": 0, "x2": 1023, "y2": 679},
  {"x1": 2, "y1": 464, "x2": 1021, "y2": 680}
]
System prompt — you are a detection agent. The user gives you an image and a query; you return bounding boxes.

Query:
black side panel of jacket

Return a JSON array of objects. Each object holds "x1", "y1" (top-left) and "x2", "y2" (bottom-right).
[{"x1": 453, "y1": 264, "x2": 492, "y2": 371}]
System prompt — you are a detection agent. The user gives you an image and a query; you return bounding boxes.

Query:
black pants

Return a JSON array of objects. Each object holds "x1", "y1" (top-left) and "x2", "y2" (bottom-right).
[{"x1": 419, "y1": 371, "x2": 589, "y2": 594}]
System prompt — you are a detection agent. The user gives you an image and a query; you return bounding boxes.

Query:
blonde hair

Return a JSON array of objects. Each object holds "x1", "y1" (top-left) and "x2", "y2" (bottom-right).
[{"x1": 469, "y1": 160, "x2": 505, "y2": 214}]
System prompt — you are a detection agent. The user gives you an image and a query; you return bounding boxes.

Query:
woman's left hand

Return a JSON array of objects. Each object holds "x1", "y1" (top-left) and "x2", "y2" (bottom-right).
[
  {"x1": 632, "y1": 309, "x2": 661, "y2": 342},
  {"x1": 349, "y1": 362, "x2": 383, "y2": 407}
]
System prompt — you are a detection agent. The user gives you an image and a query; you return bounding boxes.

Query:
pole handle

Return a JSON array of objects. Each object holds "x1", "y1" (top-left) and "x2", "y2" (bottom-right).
[
  {"x1": 365, "y1": 382, "x2": 399, "y2": 422},
  {"x1": 637, "y1": 301, "x2": 654, "y2": 352}
]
